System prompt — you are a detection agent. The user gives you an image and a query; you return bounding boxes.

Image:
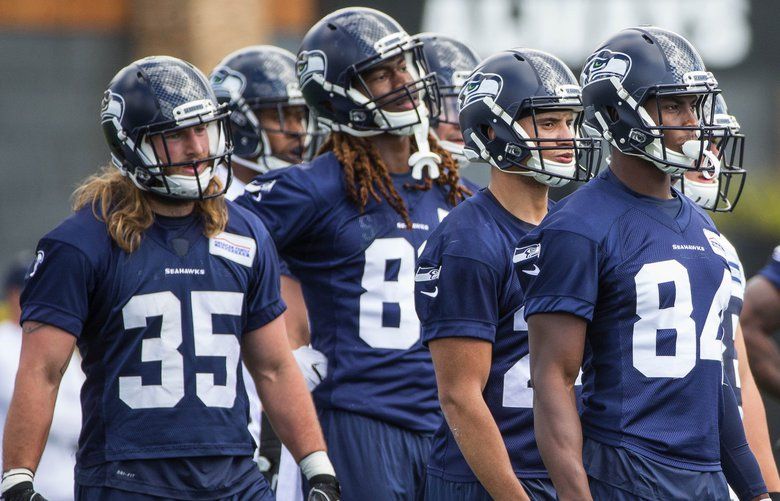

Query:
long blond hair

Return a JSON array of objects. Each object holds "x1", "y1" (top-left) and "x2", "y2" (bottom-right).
[
  {"x1": 317, "y1": 133, "x2": 472, "y2": 228},
  {"x1": 72, "y1": 166, "x2": 227, "y2": 253}
]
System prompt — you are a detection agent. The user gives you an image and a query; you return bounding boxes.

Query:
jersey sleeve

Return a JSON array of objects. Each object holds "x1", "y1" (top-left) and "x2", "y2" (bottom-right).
[
  {"x1": 278, "y1": 257, "x2": 295, "y2": 279},
  {"x1": 245, "y1": 232, "x2": 287, "y2": 332},
  {"x1": 417, "y1": 253, "x2": 500, "y2": 345},
  {"x1": 758, "y1": 245, "x2": 780, "y2": 290},
  {"x1": 519, "y1": 229, "x2": 600, "y2": 322},
  {"x1": 20, "y1": 240, "x2": 95, "y2": 338},
  {"x1": 234, "y1": 172, "x2": 322, "y2": 252}
]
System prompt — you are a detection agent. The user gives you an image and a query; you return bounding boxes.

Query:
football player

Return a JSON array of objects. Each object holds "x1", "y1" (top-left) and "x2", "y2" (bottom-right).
[
  {"x1": 416, "y1": 33, "x2": 481, "y2": 167},
  {"x1": 675, "y1": 96, "x2": 780, "y2": 496},
  {"x1": 236, "y1": 7, "x2": 474, "y2": 500},
  {"x1": 415, "y1": 49, "x2": 599, "y2": 500},
  {"x1": 210, "y1": 45, "x2": 324, "y2": 500},
  {"x1": 1, "y1": 56, "x2": 339, "y2": 501},
  {"x1": 518, "y1": 27, "x2": 768, "y2": 500},
  {"x1": 742, "y1": 247, "x2": 780, "y2": 400}
]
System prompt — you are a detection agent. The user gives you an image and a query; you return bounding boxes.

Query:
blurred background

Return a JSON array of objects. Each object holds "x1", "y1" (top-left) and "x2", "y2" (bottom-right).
[{"x1": 1, "y1": 0, "x2": 778, "y2": 455}]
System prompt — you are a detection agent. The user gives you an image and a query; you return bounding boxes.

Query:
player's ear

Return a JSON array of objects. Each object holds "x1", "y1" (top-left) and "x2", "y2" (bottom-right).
[{"x1": 486, "y1": 126, "x2": 496, "y2": 140}]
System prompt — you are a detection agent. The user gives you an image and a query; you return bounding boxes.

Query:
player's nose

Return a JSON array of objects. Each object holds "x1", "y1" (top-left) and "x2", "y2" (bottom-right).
[{"x1": 182, "y1": 128, "x2": 208, "y2": 158}]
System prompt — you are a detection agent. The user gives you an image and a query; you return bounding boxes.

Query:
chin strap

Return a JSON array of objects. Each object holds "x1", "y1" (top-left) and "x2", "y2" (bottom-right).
[{"x1": 408, "y1": 114, "x2": 441, "y2": 180}]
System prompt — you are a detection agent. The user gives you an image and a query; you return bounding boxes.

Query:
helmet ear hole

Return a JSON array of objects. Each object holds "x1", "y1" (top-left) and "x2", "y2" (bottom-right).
[
  {"x1": 605, "y1": 106, "x2": 619, "y2": 123},
  {"x1": 483, "y1": 125, "x2": 495, "y2": 140}
]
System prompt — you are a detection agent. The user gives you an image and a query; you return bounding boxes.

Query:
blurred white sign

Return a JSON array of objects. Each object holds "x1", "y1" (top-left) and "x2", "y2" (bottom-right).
[{"x1": 421, "y1": 0, "x2": 750, "y2": 68}]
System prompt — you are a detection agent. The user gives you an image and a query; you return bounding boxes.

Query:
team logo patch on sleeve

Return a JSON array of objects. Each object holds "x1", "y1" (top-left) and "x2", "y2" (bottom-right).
[
  {"x1": 414, "y1": 266, "x2": 441, "y2": 282},
  {"x1": 513, "y1": 244, "x2": 540, "y2": 264},
  {"x1": 28, "y1": 250, "x2": 45, "y2": 277},
  {"x1": 703, "y1": 229, "x2": 727, "y2": 260},
  {"x1": 245, "y1": 179, "x2": 277, "y2": 201},
  {"x1": 209, "y1": 232, "x2": 257, "y2": 267}
]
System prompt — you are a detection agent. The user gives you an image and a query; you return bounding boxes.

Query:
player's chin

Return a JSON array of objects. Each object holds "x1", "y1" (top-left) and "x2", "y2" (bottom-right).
[{"x1": 279, "y1": 146, "x2": 303, "y2": 164}]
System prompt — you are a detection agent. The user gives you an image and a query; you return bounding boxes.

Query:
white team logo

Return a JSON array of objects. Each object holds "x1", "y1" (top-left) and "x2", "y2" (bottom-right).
[
  {"x1": 210, "y1": 66, "x2": 247, "y2": 103},
  {"x1": 245, "y1": 179, "x2": 277, "y2": 202},
  {"x1": 581, "y1": 50, "x2": 632, "y2": 87},
  {"x1": 28, "y1": 250, "x2": 45, "y2": 278},
  {"x1": 100, "y1": 90, "x2": 125, "y2": 124},
  {"x1": 414, "y1": 266, "x2": 441, "y2": 282},
  {"x1": 513, "y1": 244, "x2": 540, "y2": 264},
  {"x1": 297, "y1": 50, "x2": 327, "y2": 88},
  {"x1": 458, "y1": 72, "x2": 503, "y2": 109},
  {"x1": 703, "y1": 229, "x2": 727, "y2": 260}
]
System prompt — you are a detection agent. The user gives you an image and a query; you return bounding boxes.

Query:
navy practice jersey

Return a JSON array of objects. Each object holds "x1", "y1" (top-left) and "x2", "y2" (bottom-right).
[
  {"x1": 416, "y1": 188, "x2": 550, "y2": 481},
  {"x1": 237, "y1": 152, "x2": 473, "y2": 432},
  {"x1": 20, "y1": 202, "x2": 286, "y2": 469},
  {"x1": 519, "y1": 168, "x2": 735, "y2": 471},
  {"x1": 719, "y1": 235, "x2": 746, "y2": 412},
  {"x1": 758, "y1": 245, "x2": 780, "y2": 290}
]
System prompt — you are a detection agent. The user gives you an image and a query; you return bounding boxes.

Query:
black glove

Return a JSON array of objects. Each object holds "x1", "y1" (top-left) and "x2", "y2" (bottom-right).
[
  {"x1": 768, "y1": 493, "x2": 780, "y2": 501},
  {"x1": 307, "y1": 474, "x2": 340, "y2": 501},
  {"x1": 2, "y1": 481, "x2": 47, "y2": 501}
]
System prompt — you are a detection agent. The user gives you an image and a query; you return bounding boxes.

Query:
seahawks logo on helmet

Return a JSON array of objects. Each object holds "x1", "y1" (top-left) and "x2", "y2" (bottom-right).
[
  {"x1": 458, "y1": 72, "x2": 503, "y2": 109},
  {"x1": 210, "y1": 67, "x2": 246, "y2": 103},
  {"x1": 297, "y1": 50, "x2": 327, "y2": 88},
  {"x1": 581, "y1": 50, "x2": 632, "y2": 86},
  {"x1": 100, "y1": 90, "x2": 125, "y2": 123}
]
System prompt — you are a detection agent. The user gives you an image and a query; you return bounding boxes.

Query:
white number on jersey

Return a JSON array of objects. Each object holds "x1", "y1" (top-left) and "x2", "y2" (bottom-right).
[
  {"x1": 119, "y1": 291, "x2": 243, "y2": 409},
  {"x1": 502, "y1": 307, "x2": 581, "y2": 408},
  {"x1": 359, "y1": 238, "x2": 420, "y2": 350},
  {"x1": 633, "y1": 259, "x2": 731, "y2": 378}
]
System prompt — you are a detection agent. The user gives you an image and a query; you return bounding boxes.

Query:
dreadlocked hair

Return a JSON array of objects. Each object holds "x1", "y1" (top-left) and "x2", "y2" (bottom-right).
[
  {"x1": 72, "y1": 166, "x2": 227, "y2": 253},
  {"x1": 317, "y1": 132, "x2": 472, "y2": 229}
]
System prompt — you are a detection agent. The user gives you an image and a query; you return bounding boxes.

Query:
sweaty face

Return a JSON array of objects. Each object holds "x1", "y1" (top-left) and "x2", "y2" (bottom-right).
[
  {"x1": 257, "y1": 105, "x2": 307, "y2": 163},
  {"x1": 354, "y1": 54, "x2": 418, "y2": 112},
  {"x1": 644, "y1": 95, "x2": 700, "y2": 153},
  {"x1": 150, "y1": 123, "x2": 211, "y2": 176},
  {"x1": 517, "y1": 110, "x2": 576, "y2": 164}
]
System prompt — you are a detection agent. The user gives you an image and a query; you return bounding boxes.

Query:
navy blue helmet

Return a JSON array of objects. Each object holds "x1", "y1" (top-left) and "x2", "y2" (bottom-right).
[
  {"x1": 674, "y1": 93, "x2": 746, "y2": 211},
  {"x1": 295, "y1": 7, "x2": 440, "y2": 137},
  {"x1": 458, "y1": 49, "x2": 601, "y2": 187},
  {"x1": 417, "y1": 33, "x2": 481, "y2": 127},
  {"x1": 580, "y1": 27, "x2": 728, "y2": 176},
  {"x1": 101, "y1": 56, "x2": 232, "y2": 200},
  {"x1": 210, "y1": 46, "x2": 323, "y2": 173}
]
